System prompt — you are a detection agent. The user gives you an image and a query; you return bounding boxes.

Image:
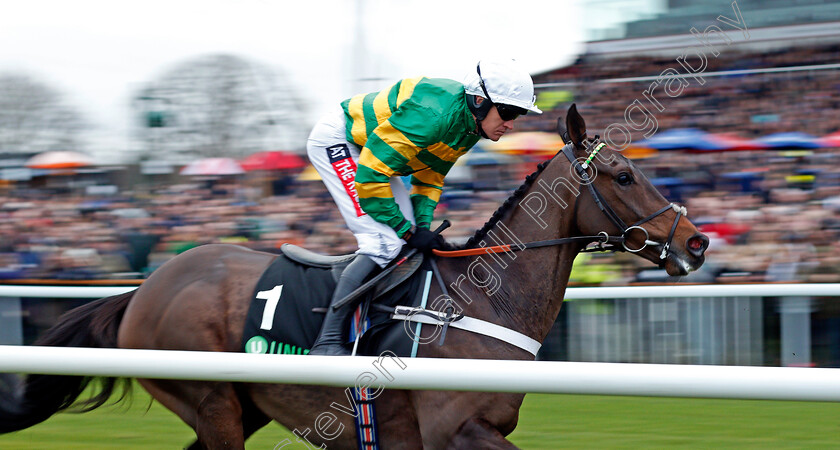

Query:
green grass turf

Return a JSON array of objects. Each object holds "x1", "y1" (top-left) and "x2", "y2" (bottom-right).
[
  {"x1": 0, "y1": 382, "x2": 296, "y2": 449},
  {"x1": 508, "y1": 394, "x2": 840, "y2": 448},
  {"x1": 2, "y1": 384, "x2": 840, "y2": 449}
]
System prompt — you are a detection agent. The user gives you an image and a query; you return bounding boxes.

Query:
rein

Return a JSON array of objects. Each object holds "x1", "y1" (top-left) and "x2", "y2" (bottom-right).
[
  {"x1": 432, "y1": 235, "x2": 624, "y2": 257},
  {"x1": 435, "y1": 141, "x2": 687, "y2": 260}
]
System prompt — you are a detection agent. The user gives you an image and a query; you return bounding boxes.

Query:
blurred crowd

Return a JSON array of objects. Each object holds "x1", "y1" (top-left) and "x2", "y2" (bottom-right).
[
  {"x1": 0, "y1": 180, "x2": 511, "y2": 281},
  {"x1": 523, "y1": 42, "x2": 840, "y2": 138},
  {"x1": 2, "y1": 42, "x2": 840, "y2": 285},
  {"x1": 5, "y1": 143, "x2": 840, "y2": 286},
  {"x1": 517, "y1": 41, "x2": 840, "y2": 284},
  {"x1": 617, "y1": 147, "x2": 840, "y2": 285}
]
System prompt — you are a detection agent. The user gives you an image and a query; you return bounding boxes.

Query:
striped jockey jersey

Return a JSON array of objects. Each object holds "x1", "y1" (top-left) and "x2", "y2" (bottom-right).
[{"x1": 341, "y1": 77, "x2": 480, "y2": 237}]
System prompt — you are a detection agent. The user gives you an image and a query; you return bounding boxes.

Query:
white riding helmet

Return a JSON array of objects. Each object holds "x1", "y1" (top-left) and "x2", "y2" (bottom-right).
[{"x1": 464, "y1": 58, "x2": 542, "y2": 115}]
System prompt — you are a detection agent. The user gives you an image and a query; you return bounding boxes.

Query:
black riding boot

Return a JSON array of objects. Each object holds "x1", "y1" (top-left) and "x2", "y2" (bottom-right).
[{"x1": 309, "y1": 255, "x2": 379, "y2": 356}]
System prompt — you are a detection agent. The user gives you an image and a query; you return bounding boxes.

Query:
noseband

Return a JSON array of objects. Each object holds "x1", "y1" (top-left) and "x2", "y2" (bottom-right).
[{"x1": 561, "y1": 142, "x2": 686, "y2": 260}]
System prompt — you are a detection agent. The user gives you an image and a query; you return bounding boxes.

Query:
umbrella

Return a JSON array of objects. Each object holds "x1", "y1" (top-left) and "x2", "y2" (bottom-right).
[
  {"x1": 720, "y1": 171, "x2": 764, "y2": 192},
  {"x1": 756, "y1": 132, "x2": 822, "y2": 149},
  {"x1": 819, "y1": 131, "x2": 840, "y2": 148},
  {"x1": 704, "y1": 133, "x2": 767, "y2": 151},
  {"x1": 25, "y1": 151, "x2": 94, "y2": 169},
  {"x1": 622, "y1": 145, "x2": 659, "y2": 159},
  {"x1": 635, "y1": 128, "x2": 721, "y2": 151},
  {"x1": 651, "y1": 177, "x2": 683, "y2": 186},
  {"x1": 460, "y1": 147, "x2": 518, "y2": 166},
  {"x1": 180, "y1": 158, "x2": 244, "y2": 176},
  {"x1": 296, "y1": 164, "x2": 322, "y2": 181},
  {"x1": 483, "y1": 131, "x2": 565, "y2": 155},
  {"x1": 241, "y1": 151, "x2": 306, "y2": 171}
]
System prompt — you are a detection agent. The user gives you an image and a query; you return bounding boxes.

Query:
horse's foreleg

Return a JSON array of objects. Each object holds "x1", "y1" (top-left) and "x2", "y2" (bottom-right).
[
  {"x1": 141, "y1": 379, "x2": 248, "y2": 450},
  {"x1": 444, "y1": 417, "x2": 520, "y2": 450},
  {"x1": 192, "y1": 382, "x2": 248, "y2": 449}
]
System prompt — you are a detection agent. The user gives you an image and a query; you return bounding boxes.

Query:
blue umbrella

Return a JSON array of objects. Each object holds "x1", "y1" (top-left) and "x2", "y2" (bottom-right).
[
  {"x1": 650, "y1": 177, "x2": 683, "y2": 186},
  {"x1": 635, "y1": 128, "x2": 723, "y2": 151},
  {"x1": 756, "y1": 132, "x2": 822, "y2": 149},
  {"x1": 720, "y1": 171, "x2": 763, "y2": 192},
  {"x1": 462, "y1": 147, "x2": 517, "y2": 166},
  {"x1": 721, "y1": 171, "x2": 762, "y2": 179}
]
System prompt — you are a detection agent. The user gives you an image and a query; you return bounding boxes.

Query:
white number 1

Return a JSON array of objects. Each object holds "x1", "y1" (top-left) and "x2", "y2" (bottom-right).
[{"x1": 257, "y1": 285, "x2": 284, "y2": 330}]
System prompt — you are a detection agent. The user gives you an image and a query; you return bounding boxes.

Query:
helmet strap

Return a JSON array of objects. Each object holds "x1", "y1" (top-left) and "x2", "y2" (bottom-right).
[
  {"x1": 475, "y1": 119, "x2": 490, "y2": 139},
  {"x1": 466, "y1": 94, "x2": 491, "y2": 138}
]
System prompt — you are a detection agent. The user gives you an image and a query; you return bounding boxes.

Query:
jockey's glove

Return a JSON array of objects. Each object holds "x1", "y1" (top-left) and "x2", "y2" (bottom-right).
[{"x1": 405, "y1": 226, "x2": 446, "y2": 254}]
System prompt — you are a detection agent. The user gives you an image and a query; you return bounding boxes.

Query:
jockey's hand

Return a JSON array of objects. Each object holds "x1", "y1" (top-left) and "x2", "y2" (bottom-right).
[{"x1": 405, "y1": 226, "x2": 446, "y2": 253}]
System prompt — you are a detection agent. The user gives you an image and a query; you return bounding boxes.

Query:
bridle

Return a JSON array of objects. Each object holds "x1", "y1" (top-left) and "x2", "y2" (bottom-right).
[
  {"x1": 434, "y1": 141, "x2": 687, "y2": 261},
  {"x1": 561, "y1": 141, "x2": 686, "y2": 260}
]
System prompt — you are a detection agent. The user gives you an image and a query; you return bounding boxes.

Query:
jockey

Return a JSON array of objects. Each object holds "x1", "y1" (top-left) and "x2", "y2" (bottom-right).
[{"x1": 306, "y1": 58, "x2": 542, "y2": 355}]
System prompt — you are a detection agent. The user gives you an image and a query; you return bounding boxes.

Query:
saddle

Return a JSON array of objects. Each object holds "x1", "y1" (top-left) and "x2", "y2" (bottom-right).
[
  {"x1": 279, "y1": 243, "x2": 424, "y2": 301},
  {"x1": 240, "y1": 244, "x2": 427, "y2": 357}
]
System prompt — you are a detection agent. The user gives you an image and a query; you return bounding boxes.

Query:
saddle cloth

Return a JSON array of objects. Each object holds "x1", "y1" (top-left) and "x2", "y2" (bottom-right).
[{"x1": 240, "y1": 251, "x2": 427, "y2": 357}]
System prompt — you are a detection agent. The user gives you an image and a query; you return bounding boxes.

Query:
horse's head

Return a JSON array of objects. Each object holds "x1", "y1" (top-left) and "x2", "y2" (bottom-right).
[{"x1": 560, "y1": 104, "x2": 707, "y2": 276}]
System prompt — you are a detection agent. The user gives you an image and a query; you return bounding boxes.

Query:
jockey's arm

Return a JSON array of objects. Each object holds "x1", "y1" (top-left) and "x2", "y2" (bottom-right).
[
  {"x1": 408, "y1": 168, "x2": 445, "y2": 229},
  {"x1": 355, "y1": 113, "x2": 441, "y2": 237}
]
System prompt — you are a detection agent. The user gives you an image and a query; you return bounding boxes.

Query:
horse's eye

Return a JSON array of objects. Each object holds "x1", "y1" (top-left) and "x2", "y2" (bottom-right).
[{"x1": 617, "y1": 172, "x2": 634, "y2": 186}]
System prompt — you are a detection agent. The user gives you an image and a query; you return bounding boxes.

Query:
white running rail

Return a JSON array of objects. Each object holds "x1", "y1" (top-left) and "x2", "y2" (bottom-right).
[
  {"x1": 2, "y1": 283, "x2": 840, "y2": 299},
  {"x1": 1, "y1": 345, "x2": 839, "y2": 402}
]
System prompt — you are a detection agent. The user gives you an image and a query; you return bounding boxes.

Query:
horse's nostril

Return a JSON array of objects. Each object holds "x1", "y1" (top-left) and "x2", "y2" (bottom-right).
[{"x1": 687, "y1": 234, "x2": 709, "y2": 256}]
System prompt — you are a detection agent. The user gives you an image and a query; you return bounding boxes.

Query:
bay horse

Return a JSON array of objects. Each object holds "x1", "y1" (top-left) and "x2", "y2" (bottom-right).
[{"x1": 0, "y1": 104, "x2": 707, "y2": 449}]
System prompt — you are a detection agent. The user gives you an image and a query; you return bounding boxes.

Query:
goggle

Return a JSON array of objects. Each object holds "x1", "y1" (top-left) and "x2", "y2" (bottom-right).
[
  {"x1": 477, "y1": 62, "x2": 529, "y2": 122},
  {"x1": 495, "y1": 103, "x2": 527, "y2": 121}
]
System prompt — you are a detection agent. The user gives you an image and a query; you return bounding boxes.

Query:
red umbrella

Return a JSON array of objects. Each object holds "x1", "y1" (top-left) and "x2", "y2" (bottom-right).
[
  {"x1": 241, "y1": 151, "x2": 306, "y2": 171},
  {"x1": 706, "y1": 133, "x2": 768, "y2": 151},
  {"x1": 819, "y1": 131, "x2": 840, "y2": 148}
]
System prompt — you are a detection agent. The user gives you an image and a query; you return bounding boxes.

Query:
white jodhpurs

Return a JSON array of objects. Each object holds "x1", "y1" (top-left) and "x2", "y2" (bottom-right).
[{"x1": 306, "y1": 107, "x2": 414, "y2": 267}]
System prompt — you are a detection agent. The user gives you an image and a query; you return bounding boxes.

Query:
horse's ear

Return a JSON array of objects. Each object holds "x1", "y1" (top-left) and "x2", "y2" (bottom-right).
[
  {"x1": 556, "y1": 117, "x2": 569, "y2": 144},
  {"x1": 565, "y1": 103, "x2": 587, "y2": 147}
]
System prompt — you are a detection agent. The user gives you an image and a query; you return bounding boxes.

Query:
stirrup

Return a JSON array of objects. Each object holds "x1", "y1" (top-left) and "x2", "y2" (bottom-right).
[{"x1": 310, "y1": 255, "x2": 378, "y2": 356}]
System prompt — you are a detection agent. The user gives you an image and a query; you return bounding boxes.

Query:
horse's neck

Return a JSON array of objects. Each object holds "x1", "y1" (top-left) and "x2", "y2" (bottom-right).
[{"x1": 442, "y1": 164, "x2": 581, "y2": 345}]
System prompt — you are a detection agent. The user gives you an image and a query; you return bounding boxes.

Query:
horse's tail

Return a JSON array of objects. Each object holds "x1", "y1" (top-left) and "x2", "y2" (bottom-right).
[{"x1": 0, "y1": 289, "x2": 136, "y2": 433}]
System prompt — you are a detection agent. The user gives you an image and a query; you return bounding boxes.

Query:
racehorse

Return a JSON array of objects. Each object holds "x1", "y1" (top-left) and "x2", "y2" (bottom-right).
[{"x1": 0, "y1": 104, "x2": 707, "y2": 449}]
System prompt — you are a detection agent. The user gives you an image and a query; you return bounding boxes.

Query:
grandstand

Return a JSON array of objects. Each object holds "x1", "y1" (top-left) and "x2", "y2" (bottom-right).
[
  {"x1": 625, "y1": 0, "x2": 840, "y2": 41},
  {"x1": 524, "y1": 0, "x2": 840, "y2": 137}
]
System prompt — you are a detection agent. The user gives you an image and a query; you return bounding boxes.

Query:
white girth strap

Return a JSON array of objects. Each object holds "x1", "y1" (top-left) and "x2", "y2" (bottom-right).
[{"x1": 392, "y1": 306, "x2": 542, "y2": 357}]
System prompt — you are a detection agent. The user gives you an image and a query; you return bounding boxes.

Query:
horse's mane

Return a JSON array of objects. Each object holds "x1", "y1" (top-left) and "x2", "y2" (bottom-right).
[{"x1": 459, "y1": 155, "x2": 556, "y2": 249}]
